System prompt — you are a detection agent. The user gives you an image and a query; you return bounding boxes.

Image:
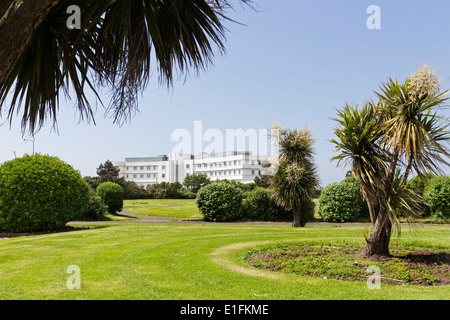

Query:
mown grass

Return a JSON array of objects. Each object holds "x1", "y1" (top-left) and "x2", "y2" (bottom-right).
[
  {"x1": 0, "y1": 223, "x2": 448, "y2": 300},
  {"x1": 123, "y1": 199, "x2": 202, "y2": 219}
]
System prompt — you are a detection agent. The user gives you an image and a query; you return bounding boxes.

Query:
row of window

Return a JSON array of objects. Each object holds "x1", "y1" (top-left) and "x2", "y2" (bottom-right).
[
  {"x1": 126, "y1": 169, "x2": 261, "y2": 180},
  {"x1": 126, "y1": 173, "x2": 166, "y2": 179},
  {"x1": 125, "y1": 165, "x2": 166, "y2": 171},
  {"x1": 192, "y1": 160, "x2": 261, "y2": 169},
  {"x1": 198, "y1": 169, "x2": 260, "y2": 177}
]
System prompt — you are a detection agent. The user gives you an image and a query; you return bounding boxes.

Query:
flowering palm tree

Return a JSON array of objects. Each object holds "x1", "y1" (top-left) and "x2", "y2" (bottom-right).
[
  {"x1": 269, "y1": 125, "x2": 319, "y2": 227},
  {"x1": 331, "y1": 65, "x2": 450, "y2": 256}
]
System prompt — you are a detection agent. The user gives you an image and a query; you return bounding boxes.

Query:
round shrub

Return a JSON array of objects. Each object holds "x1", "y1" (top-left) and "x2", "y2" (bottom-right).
[
  {"x1": 78, "y1": 188, "x2": 108, "y2": 221},
  {"x1": 96, "y1": 182, "x2": 124, "y2": 214},
  {"x1": 0, "y1": 154, "x2": 90, "y2": 232},
  {"x1": 318, "y1": 177, "x2": 369, "y2": 222},
  {"x1": 196, "y1": 182, "x2": 243, "y2": 222},
  {"x1": 242, "y1": 187, "x2": 291, "y2": 221},
  {"x1": 423, "y1": 175, "x2": 450, "y2": 219}
]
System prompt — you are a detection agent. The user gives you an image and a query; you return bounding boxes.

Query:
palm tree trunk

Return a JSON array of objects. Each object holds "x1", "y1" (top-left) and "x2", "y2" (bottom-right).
[
  {"x1": 292, "y1": 201, "x2": 305, "y2": 227},
  {"x1": 361, "y1": 148, "x2": 399, "y2": 257},
  {"x1": 0, "y1": 0, "x2": 60, "y2": 87},
  {"x1": 361, "y1": 206, "x2": 392, "y2": 256}
]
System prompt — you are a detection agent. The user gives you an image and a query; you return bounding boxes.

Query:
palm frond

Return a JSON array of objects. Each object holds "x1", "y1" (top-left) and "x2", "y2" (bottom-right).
[{"x1": 0, "y1": 0, "x2": 252, "y2": 134}]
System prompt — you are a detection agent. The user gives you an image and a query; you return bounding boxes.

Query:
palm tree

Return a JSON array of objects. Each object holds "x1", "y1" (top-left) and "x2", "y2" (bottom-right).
[
  {"x1": 269, "y1": 125, "x2": 319, "y2": 227},
  {"x1": 0, "y1": 0, "x2": 251, "y2": 134},
  {"x1": 331, "y1": 64, "x2": 450, "y2": 256}
]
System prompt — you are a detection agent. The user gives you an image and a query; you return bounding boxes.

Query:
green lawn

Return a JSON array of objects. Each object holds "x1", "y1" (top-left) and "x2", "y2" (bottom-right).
[
  {"x1": 123, "y1": 199, "x2": 202, "y2": 219},
  {"x1": 0, "y1": 222, "x2": 448, "y2": 300}
]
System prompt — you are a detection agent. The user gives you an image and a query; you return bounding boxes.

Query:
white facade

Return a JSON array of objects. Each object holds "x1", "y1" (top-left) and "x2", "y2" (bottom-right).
[{"x1": 113, "y1": 152, "x2": 270, "y2": 187}]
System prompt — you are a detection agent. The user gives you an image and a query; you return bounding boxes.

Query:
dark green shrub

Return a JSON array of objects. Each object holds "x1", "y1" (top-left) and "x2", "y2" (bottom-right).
[
  {"x1": 242, "y1": 187, "x2": 291, "y2": 221},
  {"x1": 0, "y1": 154, "x2": 90, "y2": 232},
  {"x1": 318, "y1": 177, "x2": 369, "y2": 222},
  {"x1": 78, "y1": 189, "x2": 108, "y2": 221},
  {"x1": 96, "y1": 182, "x2": 124, "y2": 214},
  {"x1": 196, "y1": 182, "x2": 243, "y2": 222},
  {"x1": 423, "y1": 175, "x2": 450, "y2": 219},
  {"x1": 300, "y1": 196, "x2": 316, "y2": 223}
]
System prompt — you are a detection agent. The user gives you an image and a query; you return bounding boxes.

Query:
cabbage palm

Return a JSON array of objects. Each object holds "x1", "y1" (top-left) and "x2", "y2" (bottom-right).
[
  {"x1": 330, "y1": 101, "x2": 387, "y2": 222},
  {"x1": 269, "y1": 126, "x2": 319, "y2": 227},
  {"x1": 331, "y1": 65, "x2": 450, "y2": 256},
  {"x1": 0, "y1": 0, "x2": 251, "y2": 134}
]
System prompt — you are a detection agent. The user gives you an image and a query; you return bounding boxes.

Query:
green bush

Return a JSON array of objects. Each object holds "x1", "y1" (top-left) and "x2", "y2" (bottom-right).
[
  {"x1": 96, "y1": 182, "x2": 124, "y2": 214},
  {"x1": 318, "y1": 177, "x2": 369, "y2": 222},
  {"x1": 196, "y1": 182, "x2": 243, "y2": 222},
  {"x1": 78, "y1": 189, "x2": 108, "y2": 221},
  {"x1": 0, "y1": 154, "x2": 90, "y2": 232},
  {"x1": 242, "y1": 187, "x2": 291, "y2": 221},
  {"x1": 300, "y1": 196, "x2": 316, "y2": 223},
  {"x1": 423, "y1": 175, "x2": 450, "y2": 219}
]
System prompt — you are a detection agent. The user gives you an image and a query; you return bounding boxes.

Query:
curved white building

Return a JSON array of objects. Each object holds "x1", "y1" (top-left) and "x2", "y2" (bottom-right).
[{"x1": 113, "y1": 152, "x2": 270, "y2": 187}]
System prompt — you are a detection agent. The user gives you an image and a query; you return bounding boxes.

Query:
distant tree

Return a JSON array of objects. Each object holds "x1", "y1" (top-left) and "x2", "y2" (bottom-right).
[
  {"x1": 183, "y1": 173, "x2": 211, "y2": 193},
  {"x1": 96, "y1": 160, "x2": 120, "y2": 183}
]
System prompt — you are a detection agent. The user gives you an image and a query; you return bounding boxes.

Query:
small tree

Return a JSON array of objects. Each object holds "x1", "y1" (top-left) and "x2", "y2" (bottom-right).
[
  {"x1": 96, "y1": 182, "x2": 124, "y2": 214},
  {"x1": 268, "y1": 124, "x2": 319, "y2": 227},
  {"x1": 183, "y1": 173, "x2": 211, "y2": 193}
]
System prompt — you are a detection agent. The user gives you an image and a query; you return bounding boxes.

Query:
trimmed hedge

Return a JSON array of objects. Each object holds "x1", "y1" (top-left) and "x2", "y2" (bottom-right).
[
  {"x1": 0, "y1": 154, "x2": 90, "y2": 232},
  {"x1": 196, "y1": 182, "x2": 243, "y2": 222},
  {"x1": 96, "y1": 182, "x2": 124, "y2": 214},
  {"x1": 318, "y1": 177, "x2": 369, "y2": 222}
]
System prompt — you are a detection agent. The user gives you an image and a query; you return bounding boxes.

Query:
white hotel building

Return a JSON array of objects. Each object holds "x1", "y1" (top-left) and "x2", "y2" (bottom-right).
[{"x1": 113, "y1": 152, "x2": 270, "y2": 187}]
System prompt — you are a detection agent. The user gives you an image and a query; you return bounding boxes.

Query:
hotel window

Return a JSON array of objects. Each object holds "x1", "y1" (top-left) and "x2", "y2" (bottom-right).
[
  {"x1": 133, "y1": 174, "x2": 137, "y2": 178},
  {"x1": 203, "y1": 163, "x2": 207, "y2": 168},
  {"x1": 147, "y1": 166, "x2": 151, "y2": 170},
  {"x1": 126, "y1": 166, "x2": 129, "y2": 170},
  {"x1": 140, "y1": 174, "x2": 144, "y2": 178},
  {"x1": 162, "y1": 174, "x2": 165, "y2": 178},
  {"x1": 162, "y1": 165, "x2": 166, "y2": 170},
  {"x1": 126, "y1": 174, "x2": 129, "y2": 178},
  {"x1": 147, "y1": 174, "x2": 150, "y2": 178},
  {"x1": 186, "y1": 164, "x2": 190, "y2": 169},
  {"x1": 140, "y1": 166, "x2": 144, "y2": 170},
  {"x1": 197, "y1": 164, "x2": 202, "y2": 169},
  {"x1": 153, "y1": 166, "x2": 157, "y2": 170},
  {"x1": 251, "y1": 170, "x2": 255, "y2": 175},
  {"x1": 133, "y1": 166, "x2": 137, "y2": 170}
]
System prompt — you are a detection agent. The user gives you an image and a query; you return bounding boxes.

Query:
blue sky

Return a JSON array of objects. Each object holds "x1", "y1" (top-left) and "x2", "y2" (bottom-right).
[{"x1": 1, "y1": 0, "x2": 450, "y2": 187}]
